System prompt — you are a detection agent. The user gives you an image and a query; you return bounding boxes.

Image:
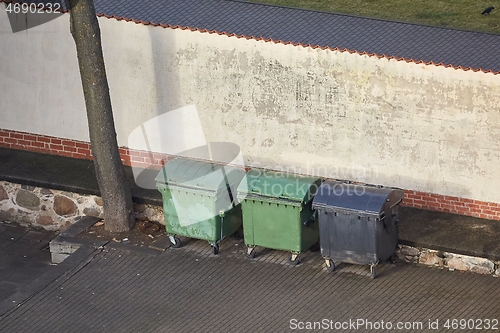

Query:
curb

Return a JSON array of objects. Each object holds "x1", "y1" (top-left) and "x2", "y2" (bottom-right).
[{"x1": 49, "y1": 216, "x2": 105, "y2": 264}]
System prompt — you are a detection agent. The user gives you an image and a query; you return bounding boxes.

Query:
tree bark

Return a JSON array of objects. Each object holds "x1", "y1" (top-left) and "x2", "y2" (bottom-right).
[{"x1": 69, "y1": 0, "x2": 134, "y2": 232}]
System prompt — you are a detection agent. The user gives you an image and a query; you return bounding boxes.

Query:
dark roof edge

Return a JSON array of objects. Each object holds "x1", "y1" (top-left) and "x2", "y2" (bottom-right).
[
  {"x1": 1, "y1": 0, "x2": 498, "y2": 75},
  {"x1": 96, "y1": 13, "x2": 500, "y2": 75}
]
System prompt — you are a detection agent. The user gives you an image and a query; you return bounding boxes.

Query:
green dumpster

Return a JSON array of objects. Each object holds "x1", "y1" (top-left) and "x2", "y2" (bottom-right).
[
  {"x1": 155, "y1": 157, "x2": 246, "y2": 254},
  {"x1": 237, "y1": 169, "x2": 322, "y2": 265}
]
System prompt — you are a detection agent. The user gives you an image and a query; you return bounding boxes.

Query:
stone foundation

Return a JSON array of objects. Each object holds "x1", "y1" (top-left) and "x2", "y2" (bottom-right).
[
  {"x1": 0, "y1": 181, "x2": 164, "y2": 231},
  {"x1": 397, "y1": 245, "x2": 500, "y2": 276}
]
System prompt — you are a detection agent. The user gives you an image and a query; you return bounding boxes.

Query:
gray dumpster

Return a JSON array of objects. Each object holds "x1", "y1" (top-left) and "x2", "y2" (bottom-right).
[{"x1": 312, "y1": 180, "x2": 404, "y2": 278}]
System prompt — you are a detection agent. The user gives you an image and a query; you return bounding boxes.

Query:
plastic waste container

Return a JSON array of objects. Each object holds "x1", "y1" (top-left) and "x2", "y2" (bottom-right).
[
  {"x1": 237, "y1": 169, "x2": 322, "y2": 265},
  {"x1": 155, "y1": 157, "x2": 246, "y2": 254},
  {"x1": 312, "y1": 180, "x2": 404, "y2": 278}
]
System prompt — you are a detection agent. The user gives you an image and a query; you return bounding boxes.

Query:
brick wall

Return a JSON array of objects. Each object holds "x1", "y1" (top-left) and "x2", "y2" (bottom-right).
[
  {"x1": 0, "y1": 128, "x2": 168, "y2": 170},
  {"x1": 402, "y1": 190, "x2": 500, "y2": 221},
  {"x1": 1, "y1": 128, "x2": 499, "y2": 221}
]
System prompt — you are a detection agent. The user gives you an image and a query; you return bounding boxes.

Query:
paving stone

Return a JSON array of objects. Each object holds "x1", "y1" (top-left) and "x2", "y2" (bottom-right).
[
  {"x1": 0, "y1": 239, "x2": 15, "y2": 248},
  {"x1": 149, "y1": 235, "x2": 171, "y2": 251},
  {"x1": 21, "y1": 230, "x2": 49, "y2": 242},
  {"x1": 0, "y1": 230, "x2": 26, "y2": 241},
  {"x1": 10, "y1": 238, "x2": 36, "y2": 249},
  {"x1": 0, "y1": 222, "x2": 56, "y2": 303}
]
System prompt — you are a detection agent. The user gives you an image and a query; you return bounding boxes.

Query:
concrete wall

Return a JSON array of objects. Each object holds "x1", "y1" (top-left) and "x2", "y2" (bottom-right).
[
  {"x1": 0, "y1": 11, "x2": 88, "y2": 141},
  {"x1": 1, "y1": 11, "x2": 500, "y2": 207}
]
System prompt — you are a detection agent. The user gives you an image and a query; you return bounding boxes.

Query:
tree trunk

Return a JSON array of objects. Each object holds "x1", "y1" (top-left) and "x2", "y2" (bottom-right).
[{"x1": 69, "y1": 0, "x2": 135, "y2": 232}]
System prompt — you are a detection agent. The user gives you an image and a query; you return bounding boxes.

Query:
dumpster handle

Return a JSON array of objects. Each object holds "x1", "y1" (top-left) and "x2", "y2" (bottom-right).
[
  {"x1": 380, "y1": 213, "x2": 392, "y2": 233},
  {"x1": 389, "y1": 199, "x2": 403, "y2": 209},
  {"x1": 220, "y1": 167, "x2": 236, "y2": 210},
  {"x1": 303, "y1": 217, "x2": 314, "y2": 227},
  {"x1": 303, "y1": 211, "x2": 317, "y2": 228},
  {"x1": 219, "y1": 210, "x2": 224, "y2": 241},
  {"x1": 381, "y1": 214, "x2": 399, "y2": 233},
  {"x1": 219, "y1": 162, "x2": 236, "y2": 243}
]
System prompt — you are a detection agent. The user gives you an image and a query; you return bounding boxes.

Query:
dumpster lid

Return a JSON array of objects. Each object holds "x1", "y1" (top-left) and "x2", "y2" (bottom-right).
[
  {"x1": 237, "y1": 168, "x2": 321, "y2": 202},
  {"x1": 312, "y1": 180, "x2": 404, "y2": 214},
  {"x1": 155, "y1": 157, "x2": 245, "y2": 192}
]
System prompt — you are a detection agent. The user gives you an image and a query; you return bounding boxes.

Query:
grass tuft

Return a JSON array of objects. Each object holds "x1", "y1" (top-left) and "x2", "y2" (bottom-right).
[{"x1": 249, "y1": 0, "x2": 500, "y2": 34}]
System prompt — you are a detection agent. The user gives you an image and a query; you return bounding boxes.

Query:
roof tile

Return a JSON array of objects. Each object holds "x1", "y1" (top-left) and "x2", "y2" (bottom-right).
[{"x1": 5, "y1": 0, "x2": 500, "y2": 74}]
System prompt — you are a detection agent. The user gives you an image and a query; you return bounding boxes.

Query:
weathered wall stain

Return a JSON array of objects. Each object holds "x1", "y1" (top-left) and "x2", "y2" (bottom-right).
[{"x1": 167, "y1": 30, "x2": 500, "y2": 203}]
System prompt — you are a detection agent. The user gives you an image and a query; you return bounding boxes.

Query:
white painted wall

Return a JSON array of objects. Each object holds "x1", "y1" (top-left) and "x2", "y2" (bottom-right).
[
  {"x1": 1, "y1": 12, "x2": 499, "y2": 203},
  {"x1": 0, "y1": 11, "x2": 88, "y2": 141}
]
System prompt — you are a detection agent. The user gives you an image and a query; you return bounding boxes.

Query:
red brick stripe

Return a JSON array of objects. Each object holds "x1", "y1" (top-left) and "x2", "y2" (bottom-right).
[
  {"x1": 1, "y1": 128, "x2": 499, "y2": 221},
  {"x1": 401, "y1": 190, "x2": 500, "y2": 221},
  {"x1": 0, "y1": 128, "x2": 169, "y2": 170}
]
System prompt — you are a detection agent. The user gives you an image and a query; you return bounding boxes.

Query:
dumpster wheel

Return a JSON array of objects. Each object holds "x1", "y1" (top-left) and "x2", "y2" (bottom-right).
[
  {"x1": 211, "y1": 243, "x2": 219, "y2": 255},
  {"x1": 370, "y1": 265, "x2": 377, "y2": 279},
  {"x1": 325, "y1": 259, "x2": 336, "y2": 272},
  {"x1": 169, "y1": 236, "x2": 182, "y2": 248},
  {"x1": 388, "y1": 254, "x2": 396, "y2": 264},
  {"x1": 245, "y1": 247, "x2": 256, "y2": 259},
  {"x1": 288, "y1": 253, "x2": 300, "y2": 266}
]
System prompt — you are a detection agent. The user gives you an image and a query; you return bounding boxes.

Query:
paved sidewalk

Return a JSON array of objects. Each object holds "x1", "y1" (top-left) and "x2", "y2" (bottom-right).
[
  {"x1": 0, "y1": 222, "x2": 57, "y2": 302},
  {"x1": 1, "y1": 147, "x2": 499, "y2": 332},
  {"x1": 1, "y1": 236, "x2": 499, "y2": 332}
]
